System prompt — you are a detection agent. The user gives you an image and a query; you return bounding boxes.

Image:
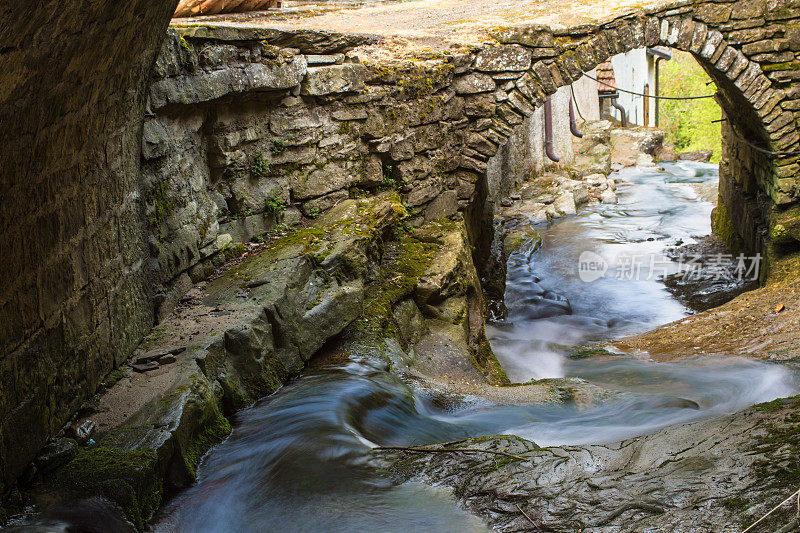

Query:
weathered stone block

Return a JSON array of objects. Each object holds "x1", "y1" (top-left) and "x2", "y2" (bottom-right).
[
  {"x1": 301, "y1": 64, "x2": 366, "y2": 95},
  {"x1": 149, "y1": 57, "x2": 308, "y2": 109},
  {"x1": 732, "y1": 0, "x2": 766, "y2": 19},
  {"x1": 700, "y1": 31, "x2": 725, "y2": 61},
  {"x1": 407, "y1": 179, "x2": 443, "y2": 207},
  {"x1": 463, "y1": 94, "x2": 495, "y2": 117},
  {"x1": 453, "y1": 73, "x2": 497, "y2": 94},
  {"x1": 695, "y1": 4, "x2": 733, "y2": 24},
  {"x1": 306, "y1": 53, "x2": 345, "y2": 65},
  {"x1": 492, "y1": 27, "x2": 554, "y2": 48},
  {"x1": 532, "y1": 62, "x2": 556, "y2": 94},
  {"x1": 474, "y1": 45, "x2": 532, "y2": 72},
  {"x1": 424, "y1": 190, "x2": 458, "y2": 221},
  {"x1": 294, "y1": 162, "x2": 359, "y2": 200}
]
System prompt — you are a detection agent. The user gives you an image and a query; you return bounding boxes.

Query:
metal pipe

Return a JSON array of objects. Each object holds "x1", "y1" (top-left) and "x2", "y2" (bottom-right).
[
  {"x1": 569, "y1": 98, "x2": 583, "y2": 138},
  {"x1": 544, "y1": 96, "x2": 560, "y2": 162},
  {"x1": 611, "y1": 97, "x2": 628, "y2": 127},
  {"x1": 654, "y1": 56, "x2": 663, "y2": 127}
]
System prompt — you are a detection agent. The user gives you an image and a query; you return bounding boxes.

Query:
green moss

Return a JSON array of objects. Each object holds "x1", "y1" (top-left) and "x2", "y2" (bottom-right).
[
  {"x1": 223, "y1": 242, "x2": 246, "y2": 261},
  {"x1": 138, "y1": 323, "x2": 175, "y2": 351},
  {"x1": 769, "y1": 205, "x2": 800, "y2": 246},
  {"x1": 750, "y1": 395, "x2": 800, "y2": 524},
  {"x1": 146, "y1": 180, "x2": 175, "y2": 237},
  {"x1": 220, "y1": 377, "x2": 253, "y2": 413},
  {"x1": 475, "y1": 337, "x2": 510, "y2": 385},
  {"x1": 767, "y1": 251, "x2": 800, "y2": 285},
  {"x1": 53, "y1": 446, "x2": 161, "y2": 530},
  {"x1": 158, "y1": 384, "x2": 189, "y2": 406},
  {"x1": 99, "y1": 367, "x2": 127, "y2": 391},
  {"x1": 721, "y1": 496, "x2": 748, "y2": 510},
  {"x1": 472, "y1": 434, "x2": 518, "y2": 444},
  {"x1": 347, "y1": 230, "x2": 438, "y2": 343},
  {"x1": 763, "y1": 61, "x2": 800, "y2": 72},
  {"x1": 183, "y1": 414, "x2": 232, "y2": 478},
  {"x1": 711, "y1": 200, "x2": 746, "y2": 254},
  {"x1": 394, "y1": 61, "x2": 453, "y2": 100},
  {"x1": 178, "y1": 35, "x2": 192, "y2": 53}
]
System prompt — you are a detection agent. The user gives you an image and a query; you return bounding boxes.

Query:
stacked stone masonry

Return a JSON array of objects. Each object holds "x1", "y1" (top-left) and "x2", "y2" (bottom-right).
[
  {"x1": 0, "y1": 0, "x2": 180, "y2": 501},
  {"x1": 2, "y1": 0, "x2": 799, "y2": 499}
]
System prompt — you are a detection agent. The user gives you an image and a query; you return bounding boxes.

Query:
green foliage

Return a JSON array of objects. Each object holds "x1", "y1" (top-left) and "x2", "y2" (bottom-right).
[
  {"x1": 382, "y1": 164, "x2": 409, "y2": 191},
  {"x1": 307, "y1": 206, "x2": 321, "y2": 219},
  {"x1": 179, "y1": 36, "x2": 192, "y2": 53},
  {"x1": 271, "y1": 139, "x2": 286, "y2": 156},
  {"x1": 264, "y1": 191, "x2": 286, "y2": 219},
  {"x1": 659, "y1": 51, "x2": 722, "y2": 163},
  {"x1": 250, "y1": 152, "x2": 270, "y2": 179}
]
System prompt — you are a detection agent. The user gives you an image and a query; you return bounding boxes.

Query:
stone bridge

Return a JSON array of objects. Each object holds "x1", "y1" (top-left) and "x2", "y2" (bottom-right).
[{"x1": 1, "y1": 0, "x2": 799, "y2": 500}]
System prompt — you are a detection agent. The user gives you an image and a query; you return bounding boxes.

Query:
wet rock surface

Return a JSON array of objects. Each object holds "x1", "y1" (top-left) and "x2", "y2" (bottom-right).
[
  {"x1": 26, "y1": 193, "x2": 412, "y2": 526},
  {"x1": 372, "y1": 396, "x2": 800, "y2": 532},
  {"x1": 662, "y1": 235, "x2": 759, "y2": 311}
]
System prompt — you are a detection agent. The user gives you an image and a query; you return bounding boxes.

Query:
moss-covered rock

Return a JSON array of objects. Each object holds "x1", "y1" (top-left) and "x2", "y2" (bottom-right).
[
  {"x1": 39, "y1": 369, "x2": 232, "y2": 530},
  {"x1": 49, "y1": 446, "x2": 162, "y2": 530},
  {"x1": 769, "y1": 205, "x2": 800, "y2": 246},
  {"x1": 711, "y1": 199, "x2": 746, "y2": 254}
]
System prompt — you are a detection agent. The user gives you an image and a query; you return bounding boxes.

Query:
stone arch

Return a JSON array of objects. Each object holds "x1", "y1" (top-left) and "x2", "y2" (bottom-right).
[
  {"x1": 0, "y1": 0, "x2": 179, "y2": 498},
  {"x1": 457, "y1": 7, "x2": 799, "y2": 256}
]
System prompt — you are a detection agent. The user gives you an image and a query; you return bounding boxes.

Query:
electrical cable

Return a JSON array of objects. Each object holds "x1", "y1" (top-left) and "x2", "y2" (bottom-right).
[
  {"x1": 572, "y1": 74, "x2": 800, "y2": 157},
  {"x1": 570, "y1": 85, "x2": 587, "y2": 121},
  {"x1": 582, "y1": 72, "x2": 717, "y2": 100}
]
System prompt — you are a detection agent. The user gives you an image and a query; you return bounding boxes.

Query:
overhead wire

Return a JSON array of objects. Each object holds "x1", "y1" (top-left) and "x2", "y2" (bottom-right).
[
  {"x1": 570, "y1": 73, "x2": 800, "y2": 157},
  {"x1": 581, "y1": 71, "x2": 717, "y2": 100}
]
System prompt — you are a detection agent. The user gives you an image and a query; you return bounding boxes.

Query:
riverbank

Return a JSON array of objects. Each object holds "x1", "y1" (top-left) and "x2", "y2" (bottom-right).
[
  {"x1": 8, "y1": 121, "x2": 799, "y2": 532},
  {"x1": 616, "y1": 252, "x2": 800, "y2": 362}
]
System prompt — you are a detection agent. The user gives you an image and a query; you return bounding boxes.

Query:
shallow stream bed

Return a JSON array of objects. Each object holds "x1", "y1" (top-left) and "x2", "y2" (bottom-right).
[{"x1": 153, "y1": 162, "x2": 797, "y2": 532}]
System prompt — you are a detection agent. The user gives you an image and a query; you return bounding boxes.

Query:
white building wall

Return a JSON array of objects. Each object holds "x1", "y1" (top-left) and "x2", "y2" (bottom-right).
[
  {"x1": 486, "y1": 77, "x2": 600, "y2": 201},
  {"x1": 610, "y1": 50, "x2": 657, "y2": 126},
  {"x1": 571, "y1": 70, "x2": 601, "y2": 123}
]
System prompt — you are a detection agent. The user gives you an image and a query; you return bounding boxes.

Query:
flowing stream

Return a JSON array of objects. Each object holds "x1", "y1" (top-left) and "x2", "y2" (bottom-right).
[{"x1": 154, "y1": 162, "x2": 797, "y2": 532}]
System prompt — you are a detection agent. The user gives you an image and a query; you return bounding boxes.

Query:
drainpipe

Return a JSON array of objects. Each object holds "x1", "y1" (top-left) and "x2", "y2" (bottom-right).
[
  {"x1": 544, "y1": 96, "x2": 560, "y2": 162},
  {"x1": 569, "y1": 99, "x2": 583, "y2": 138},
  {"x1": 654, "y1": 56, "x2": 664, "y2": 127},
  {"x1": 611, "y1": 97, "x2": 628, "y2": 127}
]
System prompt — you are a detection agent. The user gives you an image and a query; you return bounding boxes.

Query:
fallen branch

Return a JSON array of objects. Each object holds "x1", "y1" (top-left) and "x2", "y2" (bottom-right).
[
  {"x1": 374, "y1": 445, "x2": 530, "y2": 462},
  {"x1": 516, "y1": 503, "x2": 537, "y2": 526},
  {"x1": 742, "y1": 488, "x2": 800, "y2": 533}
]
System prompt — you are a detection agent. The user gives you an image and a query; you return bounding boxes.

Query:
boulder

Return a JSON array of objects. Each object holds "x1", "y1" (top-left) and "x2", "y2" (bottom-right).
[
  {"x1": 553, "y1": 191, "x2": 577, "y2": 215},
  {"x1": 599, "y1": 189, "x2": 618, "y2": 204},
  {"x1": 572, "y1": 183, "x2": 590, "y2": 206}
]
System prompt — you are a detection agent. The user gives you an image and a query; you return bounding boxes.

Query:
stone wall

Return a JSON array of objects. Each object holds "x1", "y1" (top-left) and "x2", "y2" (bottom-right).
[
  {"x1": 486, "y1": 79, "x2": 599, "y2": 204},
  {"x1": 143, "y1": 31, "x2": 601, "y2": 320},
  {"x1": 146, "y1": 9, "x2": 800, "y2": 324},
  {"x1": 0, "y1": 0, "x2": 178, "y2": 497}
]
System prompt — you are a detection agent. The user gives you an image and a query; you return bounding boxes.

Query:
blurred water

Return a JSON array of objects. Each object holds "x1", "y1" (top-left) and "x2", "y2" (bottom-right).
[
  {"x1": 149, "y1": 161, "x2": 797, "y2": 532},
  {"x1": 489, "y1": 161, "x2": 720, "y2": 381}
]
